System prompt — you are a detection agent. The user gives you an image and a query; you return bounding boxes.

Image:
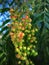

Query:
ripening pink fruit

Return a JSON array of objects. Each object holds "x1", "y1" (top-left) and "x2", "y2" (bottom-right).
[
  {"x1": 25, "y1": 15, "x2": 29, "y2": 19},
  {"x1": 18, "y1": 32, "x2": 24, "y2": 39}
]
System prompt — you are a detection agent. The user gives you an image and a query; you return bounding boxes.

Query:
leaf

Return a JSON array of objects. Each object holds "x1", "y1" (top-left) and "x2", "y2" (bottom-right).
[
  {"x1": 2, "y1": 29, "x2": 10, "y2": 40},
  {"x1": 0, "y1": 26, "x2": 9, "y2": 34},
  {"x1": 0, "y1": 8, "x2": 10, "y2": 13},
  {"x1": 9, "y1": 0, "x2": 15, "y2": 6},
  {"x1": 44, "y1": 22, "x2": 49, "y2": 29},
  {"x1": 2, "y1": 19, "x2": 10, "y2": 27}
]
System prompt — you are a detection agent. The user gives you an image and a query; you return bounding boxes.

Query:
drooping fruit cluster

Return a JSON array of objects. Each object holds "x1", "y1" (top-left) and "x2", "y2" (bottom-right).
[{"x1": 9, "y1": 9, "x2": 38, "y2": 65}]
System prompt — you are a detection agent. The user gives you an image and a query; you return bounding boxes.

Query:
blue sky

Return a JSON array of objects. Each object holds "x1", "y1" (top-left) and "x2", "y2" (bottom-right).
[
  {"x1": 0, "y1": 0, "x2": 12, "y2": 26},
  {"x1": 0, "y1": 1, "x2": 12, "y2": 32},
  {"x1": 0, "y1": 11, "x2": 10, "y2": 26},
  {"x1": 0, "y1": 0, "x2": 13, "y2": 32}
]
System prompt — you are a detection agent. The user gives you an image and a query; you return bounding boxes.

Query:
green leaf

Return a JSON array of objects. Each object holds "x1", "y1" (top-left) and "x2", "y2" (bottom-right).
[
  {"x1": 2, "y1": 29, "x2": 10, "y2": 40},
  {"x1": 0, "y1": 8, "x2": 10, "y2": 13},
  {"x1": 0, "y1": 26, "x2": 9, "y2": 34},
  {"x1": 2, "y1": 19, "x2": 10, "y2": 27}
]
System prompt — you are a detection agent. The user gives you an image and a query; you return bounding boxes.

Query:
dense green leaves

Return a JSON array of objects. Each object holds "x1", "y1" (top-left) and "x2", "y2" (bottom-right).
[{"x1": 0, "y1": 39, "x2": 7, "y2": 65}]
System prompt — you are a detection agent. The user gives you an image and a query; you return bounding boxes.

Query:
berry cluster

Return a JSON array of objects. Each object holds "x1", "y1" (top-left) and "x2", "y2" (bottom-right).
[{"x1": 9, "y1": 9, "x2": 38, "y2": 65}]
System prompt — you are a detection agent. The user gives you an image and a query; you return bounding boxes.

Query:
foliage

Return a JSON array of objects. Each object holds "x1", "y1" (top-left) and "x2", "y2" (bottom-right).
[
  {"x1": 32, "y1": 0, "x2": 49, "y2": 65},
  {"x1": 0, "y1": 36, "x2": 16, "y2": 65},
  {"x1": 0, "y1": 0, "x2": 18, "y2": 65},
  {"x1": 0, "y1": 39, "x2": 7, "y2": 65}
]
